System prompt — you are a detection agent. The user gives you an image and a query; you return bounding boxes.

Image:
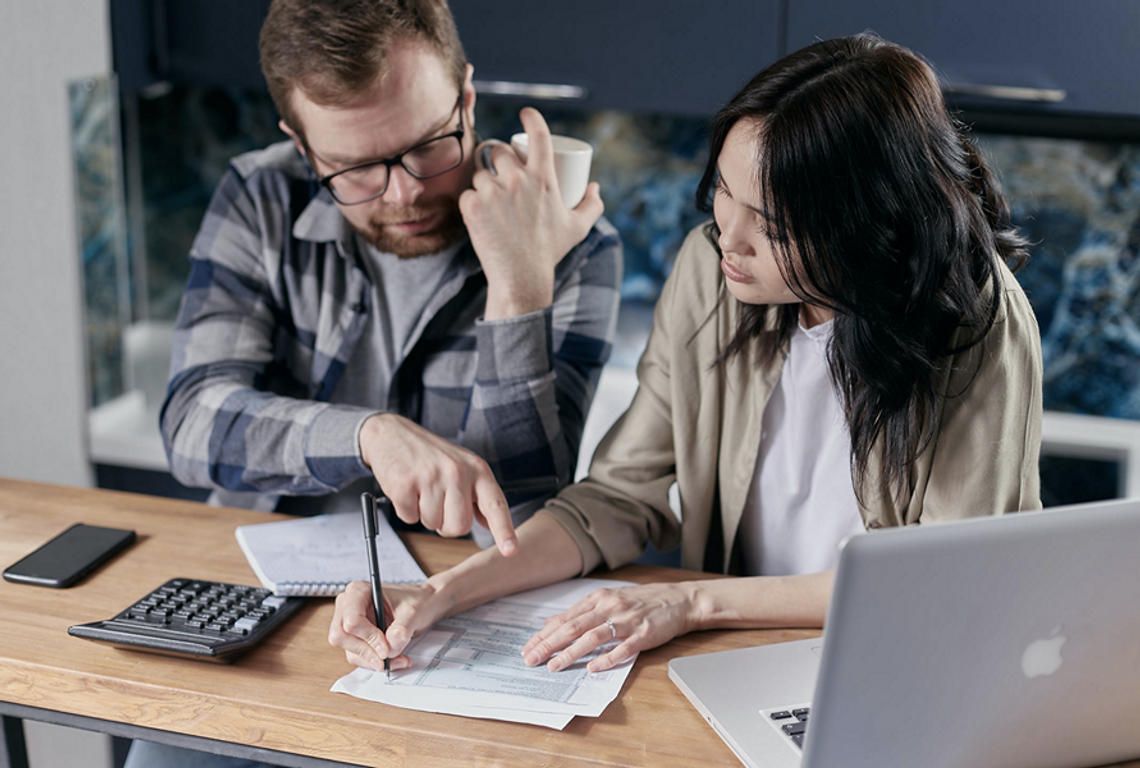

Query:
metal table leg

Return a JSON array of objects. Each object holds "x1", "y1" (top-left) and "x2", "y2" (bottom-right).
[{"x1": 0, "y1": 716, "x2": 29, "y2": 768}]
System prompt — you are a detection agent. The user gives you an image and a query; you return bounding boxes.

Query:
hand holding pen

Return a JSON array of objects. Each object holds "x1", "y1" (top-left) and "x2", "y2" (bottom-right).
[{"x1": 333, "y1": 478, "x2": 559, "y2": 674}]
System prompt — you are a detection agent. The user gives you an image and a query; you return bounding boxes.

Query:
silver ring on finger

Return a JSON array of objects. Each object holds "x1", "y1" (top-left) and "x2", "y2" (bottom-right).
[{"x1": 604, "y1": 619, "x2": 617, "y2": 640}]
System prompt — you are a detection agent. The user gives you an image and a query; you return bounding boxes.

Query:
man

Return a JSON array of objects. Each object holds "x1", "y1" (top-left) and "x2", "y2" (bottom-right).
[
  {"x1": 159, "y1": 0, "x2": 622, "y2": 557},
  {"x1": 130, "y1": 0, "x2": 619, "y2": 765}
]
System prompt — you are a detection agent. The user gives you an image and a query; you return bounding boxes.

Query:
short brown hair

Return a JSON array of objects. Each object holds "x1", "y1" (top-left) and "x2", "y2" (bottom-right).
[{"x1": 259, "y1": 0, "x2": 466, "y2": 136}]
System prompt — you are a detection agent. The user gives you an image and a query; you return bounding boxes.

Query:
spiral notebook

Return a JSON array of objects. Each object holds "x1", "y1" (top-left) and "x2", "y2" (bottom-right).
[{"x1": 235, "y1": 511, "x2": 427, "y2": 596}]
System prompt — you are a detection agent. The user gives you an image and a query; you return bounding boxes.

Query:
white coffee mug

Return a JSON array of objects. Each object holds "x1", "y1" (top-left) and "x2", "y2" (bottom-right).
[{"x1": 509, "y1": 133, "x2": 593, "y2": 208}]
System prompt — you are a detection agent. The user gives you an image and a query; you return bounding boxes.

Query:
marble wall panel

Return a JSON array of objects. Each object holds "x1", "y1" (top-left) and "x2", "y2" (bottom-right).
[{"x1": 72, "y1": 84, "x2": 1140, "y2": 502}]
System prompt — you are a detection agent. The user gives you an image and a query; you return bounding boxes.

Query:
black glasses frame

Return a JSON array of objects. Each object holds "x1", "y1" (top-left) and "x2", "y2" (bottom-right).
[{"x1": 316, "y1": 94, "x2": 465, "y2": 205}]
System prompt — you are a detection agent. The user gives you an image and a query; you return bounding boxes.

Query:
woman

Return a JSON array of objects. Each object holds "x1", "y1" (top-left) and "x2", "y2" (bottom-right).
[{"x1": 329, "y1": 32, "x2": 1042, "y2": 674}]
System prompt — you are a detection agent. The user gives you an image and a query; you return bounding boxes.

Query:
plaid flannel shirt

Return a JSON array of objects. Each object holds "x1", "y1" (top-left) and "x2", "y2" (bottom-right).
[{"x1": 161, "y1": 140, "x2": 622, "y2": 523}]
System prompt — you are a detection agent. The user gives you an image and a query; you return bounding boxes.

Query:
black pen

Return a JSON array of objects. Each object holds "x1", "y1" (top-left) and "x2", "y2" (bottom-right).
[{"x1": 360, "y1": 492, "x2": 390, "y2": 681}]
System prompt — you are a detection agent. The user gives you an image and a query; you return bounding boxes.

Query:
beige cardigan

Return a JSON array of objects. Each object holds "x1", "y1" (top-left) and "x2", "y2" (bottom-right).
[{"x1": 544, "y1": 225, "x2": 1044, "y2": 575}]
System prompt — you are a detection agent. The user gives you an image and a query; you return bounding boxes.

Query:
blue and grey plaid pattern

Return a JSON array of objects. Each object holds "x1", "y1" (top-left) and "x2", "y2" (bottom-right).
[{"x1": 161, "y1": 140, "x2": 622, "y2": 515}]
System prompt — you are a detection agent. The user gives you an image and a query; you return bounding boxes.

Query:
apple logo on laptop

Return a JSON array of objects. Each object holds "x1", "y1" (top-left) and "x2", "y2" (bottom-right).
[{"x1": 1021, "y1": 625, "x2": 1066, "y2": 679}]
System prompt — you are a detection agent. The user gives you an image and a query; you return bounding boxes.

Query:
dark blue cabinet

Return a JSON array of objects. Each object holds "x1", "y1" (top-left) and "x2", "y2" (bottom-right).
[
  {"x1": 112, "y1": 0, "x2": 782, "y2": 116},
  {"x1": 112, "y1": 0, "x2": 1140, "y2": 121},
  {"x1": 450, "y1": 1, "x2": 781, "y2": 115},
  {"x1": 112, "y1": 0, "x2": 272, "y2": 92},
  {"x1": 786, "y1": 0, "x2": 1140, "y2": 120}
]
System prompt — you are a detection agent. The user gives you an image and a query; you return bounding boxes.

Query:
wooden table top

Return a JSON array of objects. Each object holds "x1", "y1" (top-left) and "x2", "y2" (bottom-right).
[{"x1": 0, "y1": 478, "x2": 822, "y2": 767}]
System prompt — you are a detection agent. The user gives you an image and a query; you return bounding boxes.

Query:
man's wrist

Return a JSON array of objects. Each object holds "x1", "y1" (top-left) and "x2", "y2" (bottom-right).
[
  {"x1": 359, "y1": 412, "x2": 399, "y2": 469},
  {"x1": 484, "y1": 277, "x2": 553, "y2": 321}
]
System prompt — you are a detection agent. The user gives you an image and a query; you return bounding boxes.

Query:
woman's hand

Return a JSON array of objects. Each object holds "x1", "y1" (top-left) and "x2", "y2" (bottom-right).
[
  {"x1": 328, "y1": 580, "x2": 449, "y2": 671},
  {"x1": 329, "y1": 514, "x2": 587, "y2": 672},
  {"x1": 521, "y1": 582, "x2": 702, "y2": 673}
]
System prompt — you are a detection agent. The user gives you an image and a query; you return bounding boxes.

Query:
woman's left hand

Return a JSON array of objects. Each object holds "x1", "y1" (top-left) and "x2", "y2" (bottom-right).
[{"x1": 521, "y1": 582, "x2": 701, "y2": 673}]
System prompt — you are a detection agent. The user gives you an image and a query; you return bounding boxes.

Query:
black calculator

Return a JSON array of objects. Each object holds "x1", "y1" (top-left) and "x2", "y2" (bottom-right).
[{"x1": 68, "y1": 578, "x2": 304, "y2": 662}]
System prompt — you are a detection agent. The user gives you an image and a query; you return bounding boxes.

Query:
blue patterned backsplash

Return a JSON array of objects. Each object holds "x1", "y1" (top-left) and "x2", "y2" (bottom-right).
[
  {"x1": 976, "y1": 136, "x2": 1140, "y2": 420},
  {"x1": 77, "y1": 84, "x2": 1140, "y2": 428}
]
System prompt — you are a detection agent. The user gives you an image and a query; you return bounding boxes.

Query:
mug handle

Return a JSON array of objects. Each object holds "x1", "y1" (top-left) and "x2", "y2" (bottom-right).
[{"x1": 475, "y1": 139, "x2": 508, "y2": 176}]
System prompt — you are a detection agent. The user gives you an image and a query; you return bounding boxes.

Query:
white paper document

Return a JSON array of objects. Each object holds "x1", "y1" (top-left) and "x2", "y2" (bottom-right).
[{"x1": 331, "y1": 578, "x2": 638, "y2": 729}]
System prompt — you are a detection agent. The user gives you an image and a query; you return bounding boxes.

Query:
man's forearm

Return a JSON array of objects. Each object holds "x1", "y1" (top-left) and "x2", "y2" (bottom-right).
[
  {"x1": 458, "y1": 307, "x2": 577, "y2": 506},
  {"x1": 163, "y1": 372, "x2": 374, "y2": 494},
  {"x1": 458, "y1": 230, "x2": 620, "y2": 517}
]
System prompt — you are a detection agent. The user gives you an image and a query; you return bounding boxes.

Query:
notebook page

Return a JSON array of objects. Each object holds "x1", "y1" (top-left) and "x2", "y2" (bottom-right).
[{"x1": 235, "y1": 511, "x2": 426, "y2": 595}]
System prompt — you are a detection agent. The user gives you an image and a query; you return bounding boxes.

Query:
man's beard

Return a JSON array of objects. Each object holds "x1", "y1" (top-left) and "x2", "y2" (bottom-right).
[{"x1": 357, "y1": 199, "x2": 466, "y2": 258}]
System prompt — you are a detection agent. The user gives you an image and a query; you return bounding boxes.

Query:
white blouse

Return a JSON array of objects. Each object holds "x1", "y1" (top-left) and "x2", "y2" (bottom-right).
[{"x1": 737, "y1": 319, "x2": 866, "y2": 577}]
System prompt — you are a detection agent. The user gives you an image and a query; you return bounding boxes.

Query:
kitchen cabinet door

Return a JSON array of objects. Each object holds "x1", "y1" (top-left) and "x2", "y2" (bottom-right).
[
  {"x1": 112, "y1": 0, "x2": 272, "y2": 92},
  {"x1": 786, "y1": 0, "x2": 1140, "y2": 120},
  {"x1": 114, "y1": 0, "x2": 784, "y2": 117},
  {"x1": 451, "y1": 1, "x2": 782, "y2": 115}
]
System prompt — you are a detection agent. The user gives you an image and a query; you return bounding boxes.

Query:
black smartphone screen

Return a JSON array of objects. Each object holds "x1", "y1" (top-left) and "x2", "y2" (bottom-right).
[{"x1": 3, "y1": 524, "x2": 136, "y2": 588}]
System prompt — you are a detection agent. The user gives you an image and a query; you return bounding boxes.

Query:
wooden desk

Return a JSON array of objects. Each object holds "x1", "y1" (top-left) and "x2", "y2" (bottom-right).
[{"x1": 0, "y1": 479, "x2": 814, "y2": 768}]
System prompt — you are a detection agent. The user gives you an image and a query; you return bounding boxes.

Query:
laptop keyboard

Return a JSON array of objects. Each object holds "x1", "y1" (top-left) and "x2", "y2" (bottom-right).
[{"x1": 768, "y1": 706, "x2": 811, "y2": 749}]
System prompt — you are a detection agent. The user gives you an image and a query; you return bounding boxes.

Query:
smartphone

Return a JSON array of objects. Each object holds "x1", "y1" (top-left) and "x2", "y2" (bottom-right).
[{"x1": 3, "y1": 523, "x2": 136, "y2": 588}]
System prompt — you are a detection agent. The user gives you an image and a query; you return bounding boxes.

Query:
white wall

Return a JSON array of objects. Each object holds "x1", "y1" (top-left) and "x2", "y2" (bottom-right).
[
  {"x1": 0, "y1": 3, "x2": 110, "y2": 766},
  {"x1": 23, "y1": 721, "x2": 114, "y2": 768},
  {"x1": 0, "y1": 1, "x2": 103, "y2": 487}
]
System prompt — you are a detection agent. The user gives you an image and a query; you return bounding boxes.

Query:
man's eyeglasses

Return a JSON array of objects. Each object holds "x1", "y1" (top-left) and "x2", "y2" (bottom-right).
[{"x1": 316, "y1": 94, "x2": 465, "y2": 205}]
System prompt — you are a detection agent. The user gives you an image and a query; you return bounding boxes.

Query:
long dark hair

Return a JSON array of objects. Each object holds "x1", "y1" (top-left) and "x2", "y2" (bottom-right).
[{"x1": 696, "y1": 33, "x2": 1028, "y2": 504}]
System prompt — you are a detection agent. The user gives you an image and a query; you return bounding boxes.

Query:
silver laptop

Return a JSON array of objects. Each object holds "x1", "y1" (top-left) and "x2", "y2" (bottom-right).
[{"x1": 669, "y1": 498, "x2": 1140, "y2": 768}]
